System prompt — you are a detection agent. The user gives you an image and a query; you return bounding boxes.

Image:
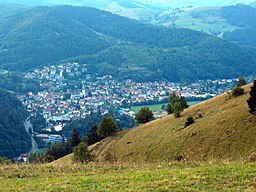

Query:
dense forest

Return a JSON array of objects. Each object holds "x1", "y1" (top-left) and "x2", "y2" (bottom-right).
[
  {"x1": 0, "y1": 90, "x2": 31, "y2": 158},
  {"x1": 0, "y1": 71, "x2": 42, "y2": 93},
  {"x1": 0, "y1": 6, "x2": 256, "y2": 82}
]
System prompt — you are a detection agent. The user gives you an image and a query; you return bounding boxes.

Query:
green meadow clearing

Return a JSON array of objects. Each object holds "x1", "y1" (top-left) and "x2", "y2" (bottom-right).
[{"x1": 131, "y1": 100, "x2": 202, "y2": 113}]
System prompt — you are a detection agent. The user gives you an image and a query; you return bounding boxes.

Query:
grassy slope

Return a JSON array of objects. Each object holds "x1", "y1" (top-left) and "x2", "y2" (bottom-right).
[
  {"x1": 93, "y1": 84, "x2": 256, "y2": 163},
  {"x1": 154, "y1": 7, "x2": 238, "y2": 35},
  {"x1": 1, "y1": 162, "x2": 256, "y2": 191}
]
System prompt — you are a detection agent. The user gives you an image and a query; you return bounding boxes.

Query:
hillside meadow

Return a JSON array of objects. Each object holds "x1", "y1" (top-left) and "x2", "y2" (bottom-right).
[
  {"x1": 91, "y1": 84, "x2": 256, "y2": 163},
  {"x1": 1, "y1": 84, "x2": 256, "y2": 191}
]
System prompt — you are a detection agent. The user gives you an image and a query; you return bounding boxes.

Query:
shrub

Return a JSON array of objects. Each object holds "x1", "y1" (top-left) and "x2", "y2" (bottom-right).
[
  {"x1": 185, "y1": 116, "x2": 195, "y2": 127},
  {"x1": 73, "y1": 142, "x2": 93, "y2": 163},
  {"x1": 231, "y1": 86, "x2": 244, "y2": 97},
  {"x1": 249, "y1": 152, "x2": 256, "y2": 162},
  {"x1": 135, "y1": 107, "x2": 154, "y2": 124},
  {"x1": 42, "y1": 155, "x2": 55, "y2": 163},
  {"x1": 237, "y1": 77, "x2": 246, "y2": 86},
  {"x1": 247, "y1": 80, "x2": 256, "y2": 114},
  {"x1": 0, "y1": 157, "x2": 12, "y2": 165}
]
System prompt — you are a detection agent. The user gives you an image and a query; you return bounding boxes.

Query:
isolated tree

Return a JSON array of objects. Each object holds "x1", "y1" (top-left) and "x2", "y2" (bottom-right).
[
  {"x1": 97, "y1": 117, "x2": 118, "y2": 138},
  {"x1": 166, "y1": 92, "x2": 188, "y2": 117},
  {"x1": 247, "y1": 80, "x2": 256, "y2": 114},
  {"x1": 68, "y1": 128, "x2": 81, "y2": 148},
  {"x1": 237, "y1": 77, "x2": 247, "y2": 86},
  {"x1": 73, "y1": 142, "x2": 93, "y2": 163},
  {"x1": 135, "y1": 107, "x2": 154, "y2": 124}
]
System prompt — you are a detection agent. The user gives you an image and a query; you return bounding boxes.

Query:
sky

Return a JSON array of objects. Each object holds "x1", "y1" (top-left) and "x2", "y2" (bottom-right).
[{"x1": 0, "y1": 0, "x2": 255, "y2": 8}]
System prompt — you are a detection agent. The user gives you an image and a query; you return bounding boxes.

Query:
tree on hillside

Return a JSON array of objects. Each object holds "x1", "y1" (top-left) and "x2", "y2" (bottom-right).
[
  {"x1": 68, "y1": 128, "x2": 81, "y2": 148},
  {"x1": 173, "y1": 102, "x2": 183, "y2": 117},
  {"x1": 44, "y1": 143, "x2": 71, "y2": 161},
  {"x1": 166, "y1": 103, "x2": 173, "y2": 115},
  {"x1": 166, "y1": 92, "x2": 188, "y2": 117},
  {"x1": 135, "y1": 107, "x2": 154, "y2": 124},
  {"x1": 169, "y1": 92, "x2": 180, "y2": 105},
  {"x1": 83, "y1": 126, "x2": 103, "y2": 146},
  {"x1": 237, "y1": 77, "x2": 247, "y2": 86},
  {"x1": 247, "y1": 80, "x2": 256, "y2": 114},
  {"x1": 97, "y1": 117, "x2": 118, "y2": 138}
]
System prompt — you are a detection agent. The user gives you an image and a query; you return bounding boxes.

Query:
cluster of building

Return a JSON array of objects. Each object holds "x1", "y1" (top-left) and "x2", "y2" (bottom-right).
[
  {"x1": 19, "y1": 62, "x2": 238, "y2": 126},
  {"x1": 36, "y1": 134, "x2": 67, "y2": 143}
]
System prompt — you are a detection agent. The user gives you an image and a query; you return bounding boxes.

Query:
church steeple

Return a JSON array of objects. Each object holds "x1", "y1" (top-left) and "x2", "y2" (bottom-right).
[{"x1": 81, "y1": 80, "x2": 86, "y2": 98}]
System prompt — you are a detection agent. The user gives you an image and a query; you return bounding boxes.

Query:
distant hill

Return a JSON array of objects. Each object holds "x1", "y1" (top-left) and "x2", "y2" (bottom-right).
[
  {"x1": 0, "y1": 90, "x2": 31, "y2": 158},
  {"x1": 90, "y1": 84, "x2": 256, "y2": 162},
  {"x1": 150, "y1": 4, "x2": 256, "y2": 47},
  {"x1": 0, "y1": 6, "x2": 256, "y2": 82},
  {"x1": 221, "y1": 4, "x2": 256, "y2": 47},
  {"x1": 1, "y1": 0, "x2": 255, "y2": 8},
  {"x1": 0, "y1": 4, "x2": 26, "y2": 18}
]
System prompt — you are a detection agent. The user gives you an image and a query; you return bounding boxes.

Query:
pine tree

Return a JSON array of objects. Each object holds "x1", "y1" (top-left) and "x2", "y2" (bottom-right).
[
  {"x1": 247, "y1": 80, "x2": 256, "y2": 114},
  {"x1": 97, "y1": 117, "x2": 118, "y2": 138},
  {"x1": 68, "y1": 128, "x2": 81, "y2": 148}
]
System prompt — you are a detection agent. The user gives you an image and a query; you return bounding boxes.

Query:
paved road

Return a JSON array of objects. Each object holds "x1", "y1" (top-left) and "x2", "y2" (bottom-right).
[{"x1": 24, "y1": 119, "x2": 38, "y2": 153}]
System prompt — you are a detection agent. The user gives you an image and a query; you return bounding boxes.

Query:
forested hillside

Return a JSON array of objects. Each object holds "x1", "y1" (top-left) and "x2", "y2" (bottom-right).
[
  {"x1": 0, "y1": 6, "x2": 256, "y2": 82},
  {"x1": 0, "y1": 4, "x2": 26, "y2": 18},
  {"x1": 222, "y1": 4, "x2": 256, "y2": 47},
  {"x1": 0, "y1": 90, "x2": 31, "y2": 158}
]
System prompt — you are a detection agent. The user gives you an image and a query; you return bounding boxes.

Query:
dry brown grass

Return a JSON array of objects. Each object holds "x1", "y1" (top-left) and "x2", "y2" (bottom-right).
[{"x1": 91, "y1": 84, "x2": 256, "y2": 163}]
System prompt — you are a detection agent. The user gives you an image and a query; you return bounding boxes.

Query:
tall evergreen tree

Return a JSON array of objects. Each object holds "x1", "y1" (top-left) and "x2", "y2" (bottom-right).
[
  {"x1": 247, "y1": 80, "x2": 256, "y2": 114},
  {"x1": 68, "y1": 128, "x2": 81, "y2": 148}
]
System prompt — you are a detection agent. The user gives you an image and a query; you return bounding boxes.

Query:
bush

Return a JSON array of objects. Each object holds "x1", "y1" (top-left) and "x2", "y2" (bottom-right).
[
  {"x1": 0, "y1": 157, "x2": 12, "y2": 165},
  {"x1": 135, "y1": 107, "x2": 154, "y2": 124},
  {"x1": 73, "y1": 142, "x2": 93, "y2": 163},
  {"x1": 42, "y1": 155, "x2": 55, "y2": 163},
  {"x1": 249, "y1": 152, "x2": 256, "y2": 162},
  {"x1": 231, "y1": 86, "x2": 244, "y2": 97},
  {"x1": 185, "y1": 116, "x2": 195, "y2": 127},
  {"x1": 247, "y1": 80, "x2": 256, "y2": 114}
]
